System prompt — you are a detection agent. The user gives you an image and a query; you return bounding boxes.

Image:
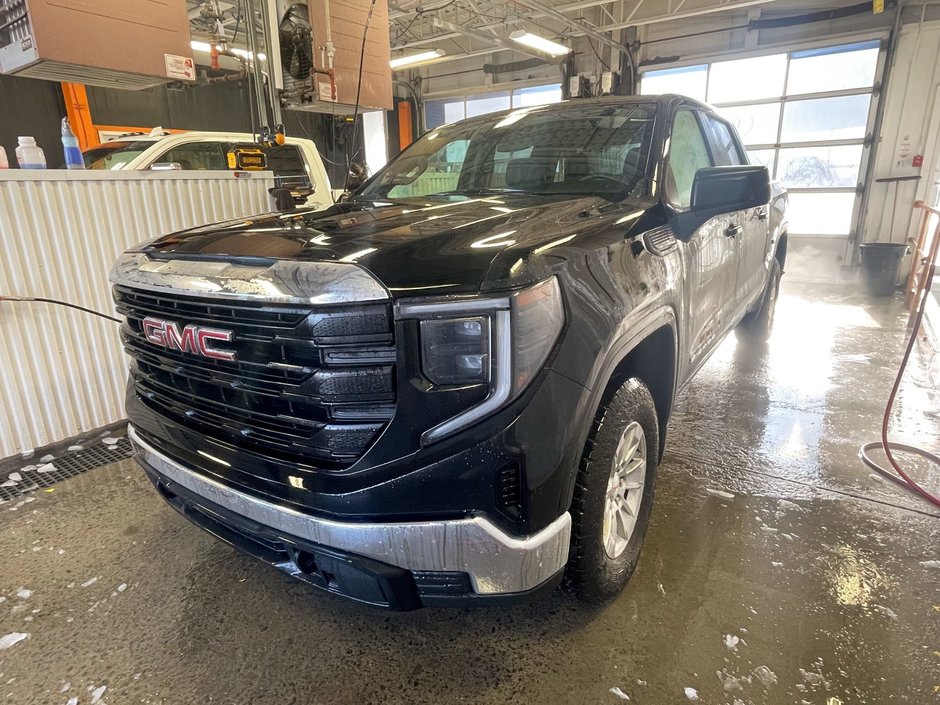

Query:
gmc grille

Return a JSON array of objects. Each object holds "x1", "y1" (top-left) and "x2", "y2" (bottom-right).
[{"x1": 113, "y1": 285, "x2": 396, "y2": 469}]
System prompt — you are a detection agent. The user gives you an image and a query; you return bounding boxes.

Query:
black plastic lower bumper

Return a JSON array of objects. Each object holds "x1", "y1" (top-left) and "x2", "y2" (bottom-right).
[{"x1": 141, "y1": 459, "x2": 562, "y2": 610}]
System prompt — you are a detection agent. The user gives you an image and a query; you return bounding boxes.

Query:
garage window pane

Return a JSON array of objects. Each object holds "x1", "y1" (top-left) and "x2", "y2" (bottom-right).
[
  {"x1": 640, "y1": 65, "x2": 707, "y2": 101},
  {"x1": 777, "y1": 145, "x2": 863, "y2": 188},
  {"x1": 781, "y1": 94, "x2": 871, "y2": 142},
  {"x1": 719, "y1": 103, "x2": 781, "y2": 146},
  {"x1": 425, "y1": 98, "x2": 465, "y2": 130},
  {"x1": 707, "y1": 53, "x2": 787, "y2": 104},
  {"x1": 466, "y1": 91, "x2": 511, "y2": 118},
  {"x1": 512, "y1": 84, "x2": 562, "y2": 107},
  {"x1": 746, "y1": 148, "x2": 776, "y2": 176},
  {"x1": 787, "y1": 41, "x2": 879, "y2": 95},
  {"x1": 787, "y1": 192, "x2": 856, "y2": 235}
]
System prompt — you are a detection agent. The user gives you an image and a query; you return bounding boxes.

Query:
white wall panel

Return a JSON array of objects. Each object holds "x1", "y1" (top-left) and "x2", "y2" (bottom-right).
[
  {"x1": 861, "y1": 21, "x2": 940, "y2": 248},
  {"x1": 0, "y1": 170, "x2": 275, "y2": 458}
]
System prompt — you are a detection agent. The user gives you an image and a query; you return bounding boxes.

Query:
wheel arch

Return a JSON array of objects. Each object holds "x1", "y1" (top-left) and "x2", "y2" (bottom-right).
[
  {"x1": 601, "y1": 324, "x2": 677, "y2": 462},
  {"x1": 558, "y1": 306, "x2": 679, "y2": 515}
]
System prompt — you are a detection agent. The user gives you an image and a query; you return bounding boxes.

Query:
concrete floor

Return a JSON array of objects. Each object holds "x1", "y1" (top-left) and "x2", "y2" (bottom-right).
[{"x1": 1, "y1": 281, "x2": 938, "y2": 705}]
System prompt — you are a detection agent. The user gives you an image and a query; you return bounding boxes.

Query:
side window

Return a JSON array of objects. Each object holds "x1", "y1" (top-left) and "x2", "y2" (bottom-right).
[
  {"x1": 261, "y1": 145, "x2": 311, "y2": 189},
  {"x1": 703, "y1": 115, "x2": 745, "y2": 166},
  {"x1": 666, "y1": 110, "x2": 712, "y2": 208},
  {"x1": 157, "y1": 142, "x2": 228, "y2": 170}
]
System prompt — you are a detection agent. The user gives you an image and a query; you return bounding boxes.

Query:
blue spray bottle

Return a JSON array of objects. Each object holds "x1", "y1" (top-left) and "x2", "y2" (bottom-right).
[{"x1": 61, "y1": 118, "x2": 84, "y2": 170}]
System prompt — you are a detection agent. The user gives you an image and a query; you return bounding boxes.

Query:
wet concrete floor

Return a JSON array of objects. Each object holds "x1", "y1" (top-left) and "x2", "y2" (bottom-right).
[{"x1": 1, "y1": 281, "x2": 938, "y2": 705}]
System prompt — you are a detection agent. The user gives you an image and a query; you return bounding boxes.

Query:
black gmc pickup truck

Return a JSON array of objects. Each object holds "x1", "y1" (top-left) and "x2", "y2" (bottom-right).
[{"x1": 111, "y1": 95, "x2": 787, "y2": 609}]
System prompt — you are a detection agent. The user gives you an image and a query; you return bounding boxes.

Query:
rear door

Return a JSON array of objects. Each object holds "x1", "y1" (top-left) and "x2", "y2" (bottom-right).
[
  {"x1": 702, "y1": 113, "x2": 769, "y2": 317},
  {"x1": 666, "y1": 108, "x2": 738, "y2": 374}
]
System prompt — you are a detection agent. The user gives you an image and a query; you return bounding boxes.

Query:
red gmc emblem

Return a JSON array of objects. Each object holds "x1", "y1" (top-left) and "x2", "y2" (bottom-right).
[{"x1": 142, "y1": 317, "x2": 236, "y2": 362}]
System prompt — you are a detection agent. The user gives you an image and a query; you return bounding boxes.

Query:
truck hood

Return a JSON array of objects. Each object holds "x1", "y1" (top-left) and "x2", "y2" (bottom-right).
[{"x1": 143, "y1": 194, "x2": 640, "y2": 296}]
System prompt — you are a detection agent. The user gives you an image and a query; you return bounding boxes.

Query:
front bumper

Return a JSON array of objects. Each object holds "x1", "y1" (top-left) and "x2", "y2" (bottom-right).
[{"x1": 130, "y1": 425, "x2": 571, "y2": 608}]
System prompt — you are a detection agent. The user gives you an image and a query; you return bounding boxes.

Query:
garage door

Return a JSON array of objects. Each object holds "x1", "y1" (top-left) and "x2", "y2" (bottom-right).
[{"x1": 641, "y1": 39, "x2": 884, "y2": 241}]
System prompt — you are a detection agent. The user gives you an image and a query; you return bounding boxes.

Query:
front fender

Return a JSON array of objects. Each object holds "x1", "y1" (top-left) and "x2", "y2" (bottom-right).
[{"x1": 551, "y1": 303, "x2": 678, "y2": 517}]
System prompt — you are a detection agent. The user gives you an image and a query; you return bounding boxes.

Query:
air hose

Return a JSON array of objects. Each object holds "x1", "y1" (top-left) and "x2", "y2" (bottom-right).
[
  {"x1": 0, "y1": 295, "x2": 121, "y2": 323},
  {"x1": 859, "y1": 225, "x2": 940, "y2": 509}
]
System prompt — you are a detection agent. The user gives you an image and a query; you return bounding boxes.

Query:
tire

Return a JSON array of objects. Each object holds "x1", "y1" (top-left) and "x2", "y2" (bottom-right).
[
  {"x1": 566, "y1": 378, "x2": 659, "y2": 604},
  {"x1": 736, "y1": 258, "x2": 781, "y2": 343}
]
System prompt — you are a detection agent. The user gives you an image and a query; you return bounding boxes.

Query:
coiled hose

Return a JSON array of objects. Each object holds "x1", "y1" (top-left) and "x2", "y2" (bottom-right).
[{"x1": 859, "y1": 228, "x2": 940, "y2": 508}]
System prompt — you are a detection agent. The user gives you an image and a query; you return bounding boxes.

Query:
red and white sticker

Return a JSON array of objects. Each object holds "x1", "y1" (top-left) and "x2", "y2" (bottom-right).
[
  {"x1": 164, "y1": 53, "x2": 195, "y2": 81},
  {"x1": 318, "y1": 81, "x2": 336, "y2": 102}
]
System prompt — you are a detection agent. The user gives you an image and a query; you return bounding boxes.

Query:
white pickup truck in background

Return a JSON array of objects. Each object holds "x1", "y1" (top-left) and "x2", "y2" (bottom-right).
[{"x1": 81, "y1": 130, "x2": 334, "y2": 210}]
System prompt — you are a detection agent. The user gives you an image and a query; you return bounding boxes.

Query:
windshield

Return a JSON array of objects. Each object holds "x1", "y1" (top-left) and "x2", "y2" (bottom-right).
[
  {"x1": 82, "y1": 141, "x2": 154, "y2": 170},
  {"x1": 358, "y1": 102, "x2": 657, "y2": 202}
]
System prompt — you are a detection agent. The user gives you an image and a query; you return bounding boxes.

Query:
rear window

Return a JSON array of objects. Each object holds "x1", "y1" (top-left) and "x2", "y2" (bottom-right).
[
  {"x1": 261, "y1": 145, "x2": 311, "y2": 189},
  {"x1": 82, "y1": 141, "x2": 154, "y2": 170}
]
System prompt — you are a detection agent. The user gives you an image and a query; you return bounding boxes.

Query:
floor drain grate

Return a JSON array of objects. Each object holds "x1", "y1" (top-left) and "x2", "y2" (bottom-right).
[{"x1": 0, "y1": 436, "x2": 134, "y2": 503}]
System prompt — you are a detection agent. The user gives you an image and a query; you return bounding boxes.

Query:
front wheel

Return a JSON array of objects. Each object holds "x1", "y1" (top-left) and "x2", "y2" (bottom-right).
[
  {"x1": 736, "y1": 258, "x2": 781, "y2": 343},
  {"x1": 566, "y1": 378, "x2": 659, "y2": 604}
]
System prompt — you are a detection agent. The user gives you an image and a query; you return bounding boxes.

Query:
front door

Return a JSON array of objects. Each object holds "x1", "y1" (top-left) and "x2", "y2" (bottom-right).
[
  {"x1": 702, "y1": 113, "x2": 770, "y2": 317},
  {"x1": 665, "y1": 109, "x2": 739, "y2": 375}
]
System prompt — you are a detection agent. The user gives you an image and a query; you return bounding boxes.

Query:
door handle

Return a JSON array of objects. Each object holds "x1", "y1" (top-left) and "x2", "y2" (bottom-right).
[{"x1": 725, "y1": 224, "x2": 742, "y2": 238}]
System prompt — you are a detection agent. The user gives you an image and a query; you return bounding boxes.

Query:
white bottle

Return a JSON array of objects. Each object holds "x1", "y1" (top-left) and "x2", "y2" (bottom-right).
[
  {"x1": 0, "y1": 146, "x2": 8, "y2": 169},
  {"x1": 15, "y1": 136, "x2": 46, "y2": 169}
]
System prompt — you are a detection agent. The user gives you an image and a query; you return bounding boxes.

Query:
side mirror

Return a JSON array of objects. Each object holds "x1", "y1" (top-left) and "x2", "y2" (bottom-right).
[
  {"x1": 150, "y1": 162, "x2": 183, "y2": 171},
  {"x1": 690, "y1": 165, "x2": 770, "y2": 214}
]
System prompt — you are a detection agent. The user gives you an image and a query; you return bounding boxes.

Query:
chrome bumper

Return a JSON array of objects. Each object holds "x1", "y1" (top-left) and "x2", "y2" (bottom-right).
[{"x1": 129, "y1": 426, "x2": 571, "y2": 595}]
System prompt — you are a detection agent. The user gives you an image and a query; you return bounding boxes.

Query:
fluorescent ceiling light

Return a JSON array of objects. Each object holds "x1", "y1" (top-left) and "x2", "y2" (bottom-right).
[
  {"x1": 509, "y1": 30, "x2": 570, "y2": 57},
  {"x1": 390, "y1": 49, "x2": 446, "y2": 70}
]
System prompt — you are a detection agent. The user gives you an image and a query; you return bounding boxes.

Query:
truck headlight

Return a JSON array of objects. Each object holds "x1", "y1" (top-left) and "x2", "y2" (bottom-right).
[
  {"x1": 420, "y1": 316, "x2": 491, "y2": 386},
  {"x1": 398, "y1": 277, "x2": 564, "y2": 445}
]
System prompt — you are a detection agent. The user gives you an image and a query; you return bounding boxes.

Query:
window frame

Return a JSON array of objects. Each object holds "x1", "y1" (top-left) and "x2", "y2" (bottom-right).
[
  {"x1": 640, "y1": 36, "x2": 886, "y2": 239},
  {"x1": 424, "y1": 83, "x2": 564, "y2": 131}
]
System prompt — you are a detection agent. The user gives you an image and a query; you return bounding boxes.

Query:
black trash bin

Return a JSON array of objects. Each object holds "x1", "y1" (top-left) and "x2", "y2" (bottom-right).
[{"x1": 860, "y1": 242, "x2": 908, "y2": 296}]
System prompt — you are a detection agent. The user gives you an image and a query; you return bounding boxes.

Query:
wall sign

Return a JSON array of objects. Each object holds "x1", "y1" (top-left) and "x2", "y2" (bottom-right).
[{"x1": 164, "y1": 54, "x2": 195, "y2": 81}]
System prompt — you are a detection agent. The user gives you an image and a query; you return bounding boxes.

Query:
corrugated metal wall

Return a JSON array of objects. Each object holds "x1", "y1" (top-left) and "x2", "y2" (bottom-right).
[{"x1": 0, "y1": 171, "x2": 275, "y2": 458}]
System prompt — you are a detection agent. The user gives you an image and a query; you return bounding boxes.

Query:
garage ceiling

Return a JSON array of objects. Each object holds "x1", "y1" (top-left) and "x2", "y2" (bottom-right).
[
  {"x1": 391, "y1": 0, "x2": 773, "y2": 49},
  {"x1": 388, "y1": 0, "x2": 870, "y2": 62},
  {"x1": 185, "y1": 1, "x2": 874, "y2": 67}
]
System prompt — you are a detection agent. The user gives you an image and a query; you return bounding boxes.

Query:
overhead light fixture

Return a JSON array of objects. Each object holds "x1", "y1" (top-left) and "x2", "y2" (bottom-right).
[
  {"x1": 509, "y1": 30, "x2": 570, "y2": 57},
  {"x1": 390, "y1": 49, "x2": 446, "y2": 70}
]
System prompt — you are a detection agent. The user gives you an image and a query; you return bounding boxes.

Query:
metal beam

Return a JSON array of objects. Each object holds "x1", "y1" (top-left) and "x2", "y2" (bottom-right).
[
  {"x1": 511, "y1": 0, "x2": 629, "y2": 52},
  {"x1": 430, "y1": 17, "x2": 552, "y2": 60},
  {"x1": 587, "y1": 0, "x2": 778, "y2": 31},
  {"x1": 393, "y1": 0, "x2": 782, "y2": 50}
]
